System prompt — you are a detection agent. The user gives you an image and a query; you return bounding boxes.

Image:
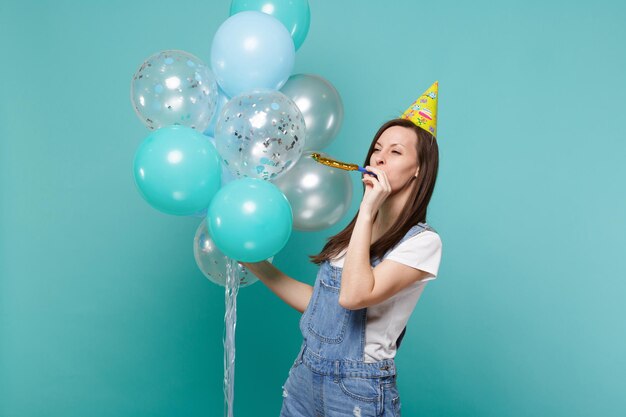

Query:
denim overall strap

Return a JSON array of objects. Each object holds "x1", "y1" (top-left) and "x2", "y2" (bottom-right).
[
  {"x1": 298, "y1": 261, "x2": 368, "y2": 364},
  {"x1": 298, "y1": 222, "x2": 435, "y2": 375},
  {"x1": 371, "y1": 221, "x2": 435, "y2": 267}
]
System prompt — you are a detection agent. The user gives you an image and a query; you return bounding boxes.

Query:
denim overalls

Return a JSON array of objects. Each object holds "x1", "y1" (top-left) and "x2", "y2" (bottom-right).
[{"x1": 280, "y1": 222, "x2": 435, "y2": 417}]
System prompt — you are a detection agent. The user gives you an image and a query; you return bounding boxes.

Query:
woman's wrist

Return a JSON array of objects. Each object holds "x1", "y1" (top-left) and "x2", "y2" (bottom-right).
[
  {"x1": 358, "y1": 205, "x2": 376, "y2": 222},
  {"x1": 239, "y1": 260, "x2": 267, "y2": 269}
]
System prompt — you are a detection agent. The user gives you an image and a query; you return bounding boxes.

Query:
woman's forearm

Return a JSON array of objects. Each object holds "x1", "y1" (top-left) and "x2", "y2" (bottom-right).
[
  {"x1": 339, "y1": 210, "x2": 376, "y2": 309},
  {"x1": 240, "y1": 260, "x2": 313, "y2": 314}
]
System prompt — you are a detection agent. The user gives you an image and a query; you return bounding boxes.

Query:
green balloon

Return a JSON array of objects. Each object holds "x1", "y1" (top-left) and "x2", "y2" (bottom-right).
[
  {"x1": 133, "y1": 125, "x2": 222, "y2": 216},
  {"x1": 230, "y1": 0, "x2": 311, "y2": 50},
  {"x1": 207, "y1": 178, "x2": 293, "y2": 262}
]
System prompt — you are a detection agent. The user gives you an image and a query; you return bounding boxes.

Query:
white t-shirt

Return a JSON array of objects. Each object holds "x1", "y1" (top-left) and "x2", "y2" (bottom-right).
[{"x1": 329, "y1": 230, "x2": 442, "y2": 363}]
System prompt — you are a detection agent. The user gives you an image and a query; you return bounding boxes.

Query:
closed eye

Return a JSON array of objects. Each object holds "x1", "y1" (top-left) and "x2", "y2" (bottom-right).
[{"x1": 374, "y1": 149, "x2": 401, "y2": 154}]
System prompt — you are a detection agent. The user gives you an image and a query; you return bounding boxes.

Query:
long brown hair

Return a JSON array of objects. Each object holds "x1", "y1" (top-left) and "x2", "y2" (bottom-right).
[{"x1": 309, "y1": 118, "x2": 439, "y2": 265}]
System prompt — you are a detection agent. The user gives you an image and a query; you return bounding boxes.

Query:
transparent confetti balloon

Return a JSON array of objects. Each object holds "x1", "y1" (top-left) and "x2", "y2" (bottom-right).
[
  {"x1": 272, "y1": 151, "x2": 353, "y2": 231},
  {"x1": 215, "y1": 90, "x2": 306, "y2": 181},
  {"x1": 193, "y1": 220, "x2": 273, "y2": 287},
  {"x1": 131, "y1": 50, "x2": 219, "y2": 131}
]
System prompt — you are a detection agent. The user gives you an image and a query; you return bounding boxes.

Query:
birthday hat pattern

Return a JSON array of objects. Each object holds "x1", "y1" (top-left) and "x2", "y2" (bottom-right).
[{"x1": 400, "y1": 81, "x2": 438, "y2": 138}]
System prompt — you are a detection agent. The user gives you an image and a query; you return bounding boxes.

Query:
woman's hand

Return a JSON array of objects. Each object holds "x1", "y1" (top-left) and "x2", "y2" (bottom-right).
[
  {"x1": 360, "y1": 166, "x2": 391, "y2": 217},
  {"x1": 238, "y1": 261, "x2": 257, "y2": 269},
  {"x1": 238, "y1": 260, "x2": 265, "y2": 270}
]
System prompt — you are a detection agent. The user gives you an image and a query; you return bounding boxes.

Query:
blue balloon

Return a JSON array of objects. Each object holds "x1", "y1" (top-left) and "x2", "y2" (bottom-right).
[
  {"x1": 230, "y1": 0, "x2": 311, "y2": 50},
  {"x1": 207, "y1": 178, "x2": 293, "y2": 262},
  {"x1": 133, "y1": 125, "x2": 222, "y2": 216},
  {"x1": 211, "y1": 11, "x2": 295, "y2": 97}
]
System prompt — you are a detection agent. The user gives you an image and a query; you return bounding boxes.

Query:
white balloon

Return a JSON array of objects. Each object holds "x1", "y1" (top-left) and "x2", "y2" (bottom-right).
[
  {"x1": 272, "y1": 152, "x2": 353, "y2": 231},
  {"x1": 193, "y1": 220, "x2": 273, "y2": 287}
]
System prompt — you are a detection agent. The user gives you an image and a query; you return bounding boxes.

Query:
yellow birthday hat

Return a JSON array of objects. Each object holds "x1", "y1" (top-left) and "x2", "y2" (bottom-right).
[{"x1": 400, "y1": 81, "x2": 438, "y2": 138}]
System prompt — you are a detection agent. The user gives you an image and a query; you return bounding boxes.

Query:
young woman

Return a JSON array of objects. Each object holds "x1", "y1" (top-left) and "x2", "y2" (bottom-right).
[{"x1": 241, "y1": 85, "x2": 442, "y2": 417}]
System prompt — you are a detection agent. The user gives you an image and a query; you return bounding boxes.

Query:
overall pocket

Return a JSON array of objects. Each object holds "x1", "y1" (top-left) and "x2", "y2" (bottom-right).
[
  {"x1": 306, "y1": 279, "x2": 350, "y2": 343},
  {"x1": 338, "y1": 376, "x2": 381, "y2": 402}
]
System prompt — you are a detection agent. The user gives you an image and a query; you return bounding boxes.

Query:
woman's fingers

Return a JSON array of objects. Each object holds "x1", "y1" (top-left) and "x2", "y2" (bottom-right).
[
  {"x1": 362, "y1": 176, "x2": 374, "y2": 187},
  {"x1": 364, "y1": 166, "x2": 390, "y2": 192}
]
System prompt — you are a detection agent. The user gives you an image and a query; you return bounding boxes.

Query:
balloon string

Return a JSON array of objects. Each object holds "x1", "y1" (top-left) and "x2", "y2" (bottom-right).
[{"x1": 224, "y1": 258, "x2": 240, "y2": 417}]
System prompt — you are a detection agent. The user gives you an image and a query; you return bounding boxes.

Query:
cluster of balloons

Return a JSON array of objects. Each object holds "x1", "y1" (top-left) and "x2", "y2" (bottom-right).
[{"x1": 130, "y1": 0, "x2": 351, "y2": 287}]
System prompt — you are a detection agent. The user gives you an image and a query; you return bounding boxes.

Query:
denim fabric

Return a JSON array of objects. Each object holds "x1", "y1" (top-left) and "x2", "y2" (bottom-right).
[{"x1": 280, "y1": 222, "x2": 434, "y2": 416}]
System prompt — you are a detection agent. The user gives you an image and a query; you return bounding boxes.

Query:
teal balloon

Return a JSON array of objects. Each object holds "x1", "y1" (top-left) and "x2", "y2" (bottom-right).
[
  {"x1": 207, "y1": 178, "x2": 293, "y2": 262},
  {"x1": 230, "y1": 0, "x2": 311, "y2": 50},
  {"x1": 133, "y1": 125, "x2": 222, "y2": 216}
]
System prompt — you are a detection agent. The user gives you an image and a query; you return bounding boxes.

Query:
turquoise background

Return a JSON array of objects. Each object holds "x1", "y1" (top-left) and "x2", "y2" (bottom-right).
[{"x1": 1, "y1": 0, "x2": 625, "y2": 416}]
